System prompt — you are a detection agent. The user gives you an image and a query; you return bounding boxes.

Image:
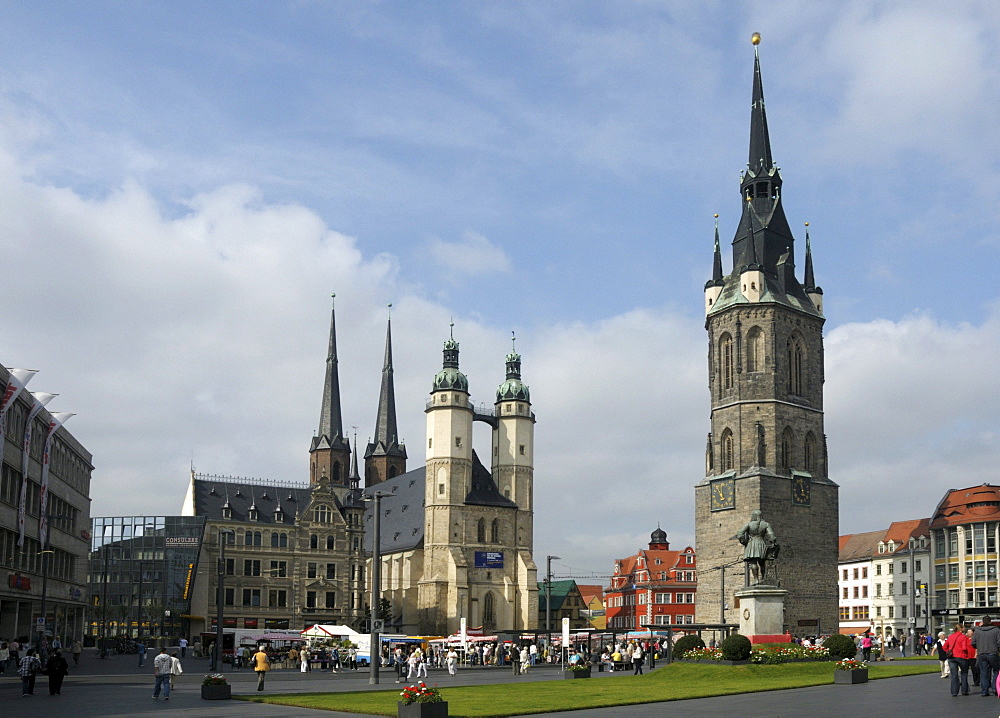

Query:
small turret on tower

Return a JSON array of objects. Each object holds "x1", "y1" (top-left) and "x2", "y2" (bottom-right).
[
  {"x1": 803, "y1": 223, "x2": 824, "y2": 315},
  {"x1": 704, "y1": 215, "x2": 726, "y2": 314}
]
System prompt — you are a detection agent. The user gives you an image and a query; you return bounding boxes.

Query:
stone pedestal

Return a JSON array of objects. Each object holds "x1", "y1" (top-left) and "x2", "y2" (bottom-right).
[{"x1": 735, "y1": 585, "x2": 788, "y2": 639}]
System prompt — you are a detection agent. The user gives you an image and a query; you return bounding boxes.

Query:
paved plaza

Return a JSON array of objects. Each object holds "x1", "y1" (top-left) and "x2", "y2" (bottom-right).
[{"x1": 3, "y1": 651, "x2": 1000, "y2": 717}]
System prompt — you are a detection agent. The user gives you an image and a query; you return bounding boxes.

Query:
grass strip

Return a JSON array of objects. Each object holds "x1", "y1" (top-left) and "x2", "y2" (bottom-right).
[{"x1": 236, "y1": 661, "x2": 937, "y2": 716}]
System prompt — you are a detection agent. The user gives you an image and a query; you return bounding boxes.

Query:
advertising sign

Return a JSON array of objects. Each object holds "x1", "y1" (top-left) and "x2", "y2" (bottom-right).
[{"x1": 474, "y1": 551, "x2": 504, "y2": 568}]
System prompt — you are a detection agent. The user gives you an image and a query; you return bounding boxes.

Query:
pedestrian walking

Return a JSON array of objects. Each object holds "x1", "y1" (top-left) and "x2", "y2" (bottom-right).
[
  {"x1": 19, "y1": 648, "x2": 42, "y2": 696},
  {"x1": 520, "y1": 646, "x2": 530, "y2": 673},
  {"x1": 446, "y1": 648, "x2": 458, "y2": 676},
  {"x1": 178, "y1": 637, "x2": 188, "y2": 658},
  {"x1": 973, "y1": 617, "x2": 1000, "y2": 697},
  {"x1": 170, "y1": 651, "x2": 183, "y2": 690},
  {"x1": 253, "y1": 645, "x2": 270, "y2": 691},
  {"x1": 151, "y1": 648, "x2": 172, "y2": 700},
  {"x1": 0, "y1": 641, "x2": 9, "y2": 675},
  {"x1": 137, "y1": 640, "x2": 147, "y2": 667},
  {"x1": 943, "y1": 624, "x2": 974, "y2": 697},
  {"x1": 935, "y1": 632, "x2": 950, "y2": 678},
  {"x1": 407, "y1": 650, "x2": 420, "y2": 681},
  {"x1": 71, "y1": 638, "x2": 82, "y2": 667},
  {"x1": 300, "y1": 646, "x2": 310, "y2": 673},
  {"x1": 46, "y1": 649, "x2": 69, "y2": 695},
  {"x1": 632, "y1": 645, "x2": 644, "y2": 675}
]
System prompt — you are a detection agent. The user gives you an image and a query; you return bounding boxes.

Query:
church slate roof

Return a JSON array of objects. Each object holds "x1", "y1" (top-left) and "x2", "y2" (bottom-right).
[
  {"x1": 362, "y1": 451, "x2": 517, "y2": 555},
  {"x1": 191, "y1": 476, "x2": 312, "y2": 525}
]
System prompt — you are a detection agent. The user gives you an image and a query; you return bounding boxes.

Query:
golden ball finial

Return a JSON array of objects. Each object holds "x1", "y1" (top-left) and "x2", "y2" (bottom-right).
[
  {"x1": 714, "y1": 213, "x2": 719, "y2": 218},
  {"x1": 804, "y1": 222, "x2": 809, "y2": 227},
  {"x1": 751, "y1": 32, "x2": 761, "y2": 46}
]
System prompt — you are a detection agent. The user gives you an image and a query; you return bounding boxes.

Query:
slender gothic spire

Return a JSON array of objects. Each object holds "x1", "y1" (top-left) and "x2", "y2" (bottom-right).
[
  {"x1": 312, "y1": 294, "x2": 349, "y2": 453},
  {"x1": 711, "y1": 215, "x2": 724, "y2": 284},
  {"x1": 348, "y1": 431, "x2": 361, "y2": 489},
  {"x1": 803, "y1": 222, "x2": 816, "y2": 291},
  {"x1": 748, "y1": 34, "x2": 773, "y2": 176},
  {"x1": 365, "y1": 307, "x2": 407, "y2": 486}
]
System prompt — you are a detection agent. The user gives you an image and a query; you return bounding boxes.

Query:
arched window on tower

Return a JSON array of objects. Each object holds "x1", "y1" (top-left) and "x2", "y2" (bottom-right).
[
  {"x1": 477, "y1": 518, "x2": 486, "y2": 543},
  {"x1": 787, "y1": 335, "x2": 805, "y2": 395},
  {"x1": 721, "y1": 429, "x2": 735, "y2": 471},
  {"x1": 483, "y1": 592, "x2": 496, "y2": 632},
  {"x1": 780, "y1": 427, "x2": 794, "y2": 471},
  {"x1": 332, "y1": 461, "x2": 341, "y2": 484},
  {"x1": 804, "y1": 432, "x2": 818, "y2": 473},
  {"x1": 719, "y1": 333, "x2": 734, "y2": 391},
  {"x1": 746, "y1": 326, "x2": 764, "y2": 373},
  {"x1": 491, "y1": 518, "x2": 500, "y2": 543}
]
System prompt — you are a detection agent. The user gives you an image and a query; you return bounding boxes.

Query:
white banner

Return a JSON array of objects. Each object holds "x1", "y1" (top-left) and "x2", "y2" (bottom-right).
[
  {"x1": 460, "y1": 617, "x2": 467, "y2": 650},
  {"x1": 38, "y1": 412, "x2": 74, "y2": 549},
  {"x1": 562, "y1": 617, "x2": 570, "y2": 647},
  {"x1": 17, "y1": 392, "x2": 54, "y2": 548}
]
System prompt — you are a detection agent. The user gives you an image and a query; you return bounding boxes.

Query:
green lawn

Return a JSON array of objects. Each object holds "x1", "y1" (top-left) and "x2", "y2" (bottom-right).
[{"x1": 236, "y1": 661, "x2": 937, "y2": 716}]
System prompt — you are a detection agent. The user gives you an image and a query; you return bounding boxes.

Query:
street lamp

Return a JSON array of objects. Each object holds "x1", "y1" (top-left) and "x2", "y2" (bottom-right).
[
  {"x1": 545, "y1": 555, "x2": 560, "y2": 634},
  {"x1": 36, "y1": 548, "x2": 56, "y2": 655},
  {"x1": 212, "y1": 529, "x2": 236, "y2": 672},
  {"x1": 362, "y1": 491, "x2": 389, "y2": 685}
]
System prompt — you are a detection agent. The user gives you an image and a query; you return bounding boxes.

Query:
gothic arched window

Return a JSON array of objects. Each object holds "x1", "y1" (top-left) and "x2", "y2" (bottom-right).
[
  {"x1": 483, "y1": 592, "x2": 496, "y2": 632},
  {"x1": 477, "y1": 518, "x2": 486, "y2": 543},
  {"x1": 780, "y1": 427, "x2": 794, "y2": 471},
  {"x1": 804, "y1": 432, "x2": 818, "y2": 473},
  {"x1": 787, "y1": 335, "x2": 805, "y2": 395},
  {"x1": 332, "y1": 461, "x2": 341, "y2": 484},
  {"x1": 721, "y1": 429, "x2": 735, "y2": 471},
  {"x1": 719, "y1": 333, "x2": 734, "y2": 391},
  {"x1": 746, "y1": 326, "x2": 764, "y2": 372},
  {"x1": 491, "y1": 518, "x2": 500, "y2": 543}
]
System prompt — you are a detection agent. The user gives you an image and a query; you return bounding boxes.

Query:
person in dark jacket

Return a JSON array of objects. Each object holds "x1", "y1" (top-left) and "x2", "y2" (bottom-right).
[
  {"x1": 972, "y1": 617, "x2": 1000, "y2": 697},
  {"x1": 46, "y1": 650, "x2": 69, "y2": 695}
]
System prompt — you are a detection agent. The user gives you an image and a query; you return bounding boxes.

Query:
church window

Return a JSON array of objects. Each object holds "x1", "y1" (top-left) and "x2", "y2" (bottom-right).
[
  {"x1": 721, "y1": 429, "x2": 734, "y2": 471},
  {"x1": 491, "y1": 518, "x2": 500, "y2": 543},
  {"x1": 719, "y1": 334, "x2": 734, "y2": 390},
  {"x1": 455, "y1": 436, "x2": 462, "y2": 448},
  {"x1": 746, "y1": 326, "x2": 764, "y2": 372},
  {"x1": 438, "y1": 483, "x2": 445, "y2": 495},
  {"x1": 519, "y1": 445, "x2": 525, "y2": 455},
  {"x1": 780, "y1": 427, "x2": 793, "y2": 471},
  {"x1": 477, "y1": 519, "x2": 486, "y2": 543},
  {"x1": 787, "y1": 335, "x2": 805, "y2": 395},
  {"x1": 388, "y1": 466, "x2": 399, "y2": 479},
  {"x1": 483, "y1": 592, "x2": 496, "y2": 632},
  {"x1": 804, "y1": 432, "x2": 817, "y2": 472},
  {"x1": 428, "y1": 438, "x2": 432, "y2": 448},
  {"x1": 314, "y1": 504, "x2": 333, "y2": 524},
  {"x1": 755, "y1": 182, "x2": 769, "y2": 198}
]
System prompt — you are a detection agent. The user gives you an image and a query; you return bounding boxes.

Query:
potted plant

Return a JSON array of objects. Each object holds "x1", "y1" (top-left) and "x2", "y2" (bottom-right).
[
  {"x1": 398, "y1": 682, "x2": 447, "y2": 718},
  {"x1": 201, "y1": 673, "x2": 231, "y2": 700},
  {"x1": 833, "y1": 658, "x2": 869, "y2": 684},
  {"x1": 564, "y1": 663, "x2": 592, "y2": 679}
]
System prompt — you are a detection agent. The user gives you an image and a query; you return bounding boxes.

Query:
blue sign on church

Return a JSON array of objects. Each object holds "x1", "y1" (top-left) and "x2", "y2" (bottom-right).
[{"x1": 475, "y1": 551, "x2": 504, "y2": 568}]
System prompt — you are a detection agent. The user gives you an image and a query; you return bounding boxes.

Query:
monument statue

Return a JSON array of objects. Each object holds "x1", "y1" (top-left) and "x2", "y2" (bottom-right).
[{"x1": 738, "y1": 510, "x2": 777, "y2": 586}]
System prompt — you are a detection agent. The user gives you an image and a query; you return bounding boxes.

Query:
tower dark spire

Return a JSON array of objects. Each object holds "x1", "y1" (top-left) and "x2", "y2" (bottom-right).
[
  {"x1": 309, "y1": 294, "x2": 350, "y2": 485},
  {"x1": 365, "y1": 306, "x2": 407, "y2": 487},
  {"x1": 711, "y1": 215, "x2": 724, "y2": 284},
  {"x1": 348, "y1": 431, "x2": 361, "y2": 489},
  {"x1": 748, "y1": 39, "x2": 774, "y2": 177},
  {"x1": 803, "y1": 222, "x2": 816, "y2": 291}
]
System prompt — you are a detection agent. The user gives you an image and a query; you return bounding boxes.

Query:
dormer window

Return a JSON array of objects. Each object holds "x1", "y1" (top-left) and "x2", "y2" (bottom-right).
[
  {"x1": 248, "y1": 507, "x2": 258, "y2": 521},
  {"x1": 222, "y1": 504, "x2": 232, "y2": 520},
  {"x1": 878, "y1": 542, "x2": 885, "y2": 554},
  {"x1": 274, "y1": 510, "x2": 284, "y2": 522}
]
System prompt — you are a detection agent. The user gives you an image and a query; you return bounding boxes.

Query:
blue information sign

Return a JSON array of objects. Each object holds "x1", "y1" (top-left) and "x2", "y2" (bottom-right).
[{"x1": 474, "y1": 551, "x2": 504, "y2": 568}]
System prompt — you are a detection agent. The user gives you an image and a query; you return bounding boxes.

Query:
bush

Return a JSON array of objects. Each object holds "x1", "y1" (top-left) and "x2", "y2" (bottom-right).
[
  {"x1": 719, "y1": 634, "x2": 752, "y2": 661},
  {"x1": 673, "y1": 634, "x2": 706, "y2": 658},
  {"x1": 822, "y1": 634, "x2": 857, "y2": 659}
]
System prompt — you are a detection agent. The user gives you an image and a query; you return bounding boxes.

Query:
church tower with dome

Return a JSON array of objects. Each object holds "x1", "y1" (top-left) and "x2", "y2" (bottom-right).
[
  {"x1": 407, "y1": 330, "x2": 538, "y2": 635},
  {"x1": 694, "y1": 35, "x2": 839, "y2": 635}
]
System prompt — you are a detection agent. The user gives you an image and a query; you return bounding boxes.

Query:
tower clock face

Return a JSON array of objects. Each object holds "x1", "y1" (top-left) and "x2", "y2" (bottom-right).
[
  {"x1": 791, "y1": 474, "x2": 811, "y2": 505},
  {"x1": 710, "y1": 477, "x2": 736, "y2": 511}
]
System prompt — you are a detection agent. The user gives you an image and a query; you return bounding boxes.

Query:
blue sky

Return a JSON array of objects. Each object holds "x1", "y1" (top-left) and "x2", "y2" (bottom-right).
[{"x1": 3, "y1": 2, "x2": 1000, "y2": 578}]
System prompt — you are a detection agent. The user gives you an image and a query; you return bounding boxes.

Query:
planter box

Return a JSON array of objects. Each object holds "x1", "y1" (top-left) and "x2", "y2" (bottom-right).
[
  {"x1": 201, "y1": 683, "x2": 232, "y2": 700},
  {"x1": 564, "y1": 668, "x2": 592, "y2": 679},
  {"x1": 834, "y1": 669, "x2": 868, "y2": 684},
  {"x1": 398, "y1": 702, "x2": 448, "y2": 718}
]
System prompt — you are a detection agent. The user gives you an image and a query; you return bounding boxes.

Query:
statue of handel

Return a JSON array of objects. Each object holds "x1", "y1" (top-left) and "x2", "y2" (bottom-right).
[{"x1": 738, "y1": 510, "x2": 777, "y2": 585}]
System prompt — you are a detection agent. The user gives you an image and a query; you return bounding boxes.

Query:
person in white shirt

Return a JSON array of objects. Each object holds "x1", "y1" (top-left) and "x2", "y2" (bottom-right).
[
  {"x1": 446, "y1": 648, "x2": 458, "y2": 676},
  {"x1": 169, "y1": 652, "x2": 183, "y2": 689},
  {"x1": 152, "y1": 648, "x2": 172, "y2": 700}
]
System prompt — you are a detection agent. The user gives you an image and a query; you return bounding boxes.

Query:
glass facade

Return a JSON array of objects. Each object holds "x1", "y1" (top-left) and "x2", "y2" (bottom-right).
[{"x1": 88, "y1": 516, "x2": 205, "y2": 640}]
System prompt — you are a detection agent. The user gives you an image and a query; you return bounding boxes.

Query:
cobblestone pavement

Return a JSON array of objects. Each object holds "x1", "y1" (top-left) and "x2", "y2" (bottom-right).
[{"x1": 2, "y1": 651, "x2": 993, "y2": 717}]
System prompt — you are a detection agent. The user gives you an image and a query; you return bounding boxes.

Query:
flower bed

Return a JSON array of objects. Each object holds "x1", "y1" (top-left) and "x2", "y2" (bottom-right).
[
  {"x1": 399, "y1": 682, "x2": 444, "y2": 705},
  {"x1": 680, "y1": 644, "x2": 831, "y2": 665}
]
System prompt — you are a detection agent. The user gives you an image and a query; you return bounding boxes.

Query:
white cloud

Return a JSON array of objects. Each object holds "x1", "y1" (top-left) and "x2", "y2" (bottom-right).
[{"x1": 428, "y1": 230, "x2": 511, "y2": 277}]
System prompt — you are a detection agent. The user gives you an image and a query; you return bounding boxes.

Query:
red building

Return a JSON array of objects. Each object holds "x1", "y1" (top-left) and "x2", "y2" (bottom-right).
[{"x1": 605, "y1": 528, "x2": 697, "y2": 630}]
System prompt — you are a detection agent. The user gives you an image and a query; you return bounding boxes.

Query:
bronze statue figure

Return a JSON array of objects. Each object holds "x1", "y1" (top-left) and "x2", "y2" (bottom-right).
[{"x1": 738, "y1": 510, "x2": 776, "y2": 585}]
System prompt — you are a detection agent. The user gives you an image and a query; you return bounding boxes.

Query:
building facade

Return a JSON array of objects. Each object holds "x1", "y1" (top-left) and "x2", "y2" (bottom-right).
[
  {"x1": 87, "y1": 515, "x2": 206, "y2": 641},
  {"x1": 605, "y1": 528, "x2": 697, "y2": 631},
  {"x1": 537, "y1": 580, "x2": 589, "y2": 631},
  {"x1": 0, "y1": 366, "x2": 93, "y2": 645},
  {"x1": 694, "y1": 38, "x2": 838, "y2": 634},
  {"x1": 930, "y1": 484, "x2": 1000, "y2": 629},
  {"x1": 365, "y1": 332, "x2": 538, "y2": 636}
]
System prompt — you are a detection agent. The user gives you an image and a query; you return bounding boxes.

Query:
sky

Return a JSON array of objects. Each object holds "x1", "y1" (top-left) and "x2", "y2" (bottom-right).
[{"x1": 2, "y1": 1, "x2": 1000, "y2": 582}]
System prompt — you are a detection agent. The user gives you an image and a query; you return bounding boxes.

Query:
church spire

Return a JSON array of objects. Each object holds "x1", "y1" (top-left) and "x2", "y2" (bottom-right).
[
  {"x1": 711, "y1": 214, "x2": 724, "y2": 284},
  {"x1": 803, "y1": 223, "x2": 816, "y2": 291},
  {"x1": 348, "y1": 430, "x2": 361, "y2": 489},
  {"x1": 365, "y1": 305, "x2": 407, "y2": 487},
  {"x1": 309, "y1": 294, "x2": 350, "y2": 485},
  {"x1": 748, "y1": 32, "x2": 773, "y2": 176}
]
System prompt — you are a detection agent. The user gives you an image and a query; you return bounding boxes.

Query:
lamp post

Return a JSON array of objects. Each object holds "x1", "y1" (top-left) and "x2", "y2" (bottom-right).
[
  {"x1": 36, "y1": 548, "x2": 55, "y2": 655},
  {"x1": 545, "y1": 555, "x2": 560, "y2": 637},
  {"x1": 363, "y1": 491, "x2": 388, "y2": 685},
  {"x1": 213, "y1": 529, "x2": 235, "y2": 672}
]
